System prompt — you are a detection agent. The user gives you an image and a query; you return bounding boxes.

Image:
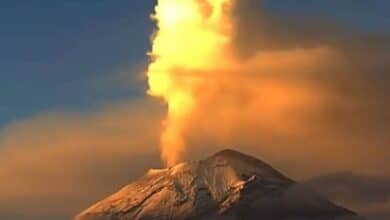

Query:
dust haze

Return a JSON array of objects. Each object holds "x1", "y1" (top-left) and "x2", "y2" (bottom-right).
[{"x1": 0, "y1": 0, "x2": 389, "y2": 219}]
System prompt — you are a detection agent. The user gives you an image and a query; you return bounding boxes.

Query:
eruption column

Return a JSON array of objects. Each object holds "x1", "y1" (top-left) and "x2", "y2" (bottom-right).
[{"x1": 147, "y1": 0, "x2": 234, "y2": 166}]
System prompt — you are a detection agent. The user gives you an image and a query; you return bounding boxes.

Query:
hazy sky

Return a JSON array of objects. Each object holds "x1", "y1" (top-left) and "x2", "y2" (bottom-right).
[
  {"x1": 1, "y1": 0, "x2": 388, "y2": 128},
  {"x1": 0, "y1": 1, "x2": 389, "y2": 220},
  {"x1": 0, "y1": 1, "x2": 155, "y2": 126}
]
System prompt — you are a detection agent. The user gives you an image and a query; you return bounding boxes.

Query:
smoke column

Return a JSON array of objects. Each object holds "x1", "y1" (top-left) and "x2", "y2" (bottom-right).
[{"x1": 147, "y1": 0, "x2": 235, "y2": 166}]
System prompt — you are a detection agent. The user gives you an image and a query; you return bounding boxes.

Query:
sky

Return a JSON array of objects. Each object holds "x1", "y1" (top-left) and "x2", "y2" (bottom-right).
[
  {"x1": 0, "y1": 1, "x2": 389, "y2": 220},
  {"x1": 1, "y1": 0, "x2": 389, "y2": 128},
  {"x1": 0, "y1": 1, "x2": 155, "y2": 126}
]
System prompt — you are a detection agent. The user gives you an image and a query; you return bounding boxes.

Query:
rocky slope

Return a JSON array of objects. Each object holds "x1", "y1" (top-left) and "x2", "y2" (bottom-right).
[{"x1": 75, "y1": 149, "x2": 363, "y2": 220}]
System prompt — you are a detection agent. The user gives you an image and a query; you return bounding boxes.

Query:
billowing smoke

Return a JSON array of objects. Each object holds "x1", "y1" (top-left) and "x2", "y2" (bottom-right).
[
  {"x1": 147, "y1": 0, "x2": 390, "y2": 171},
  {"x1": 147, "y1": 0, "x2": 331, "y2": 166},
  {"x1": 147, "y1": 0, "x2": 235, "y2": 166}
]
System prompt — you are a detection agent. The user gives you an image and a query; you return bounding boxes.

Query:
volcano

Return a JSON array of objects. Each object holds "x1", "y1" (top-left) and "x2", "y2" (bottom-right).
[{"x1": 75, "y1": 149, "x2": 362, "y2": 220}]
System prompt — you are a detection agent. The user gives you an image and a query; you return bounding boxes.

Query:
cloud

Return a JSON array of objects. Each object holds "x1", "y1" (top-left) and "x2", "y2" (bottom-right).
[
  {"x1": 144, "y1": 0, "x2": 389, "y2": 180},
  {"x1": 306, "y1": 172, "x2": 390, "y2": 205},
  {"x1": 0, "y1": 99, "x2": 163, "y2": 219},
  {"x1": 1, "y1": 1, "x2": 389, "y2": 219},
  {"x1": 305, "y1": 172, "x2": 390, "y2": 219},
  {"x1": 169, "y1": 0, "x2": 390, "y2": 180}
]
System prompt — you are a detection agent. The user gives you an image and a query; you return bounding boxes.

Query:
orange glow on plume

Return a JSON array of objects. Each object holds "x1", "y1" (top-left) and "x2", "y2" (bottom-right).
[{"x1": 147, "y1": 0, "x2": 234, "y2": 166}]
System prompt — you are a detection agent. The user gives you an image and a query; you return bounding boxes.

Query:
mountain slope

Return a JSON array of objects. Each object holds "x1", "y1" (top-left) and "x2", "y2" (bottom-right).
[{"x1": 75, "y1": 149, "x2": 363, "y2": 220}]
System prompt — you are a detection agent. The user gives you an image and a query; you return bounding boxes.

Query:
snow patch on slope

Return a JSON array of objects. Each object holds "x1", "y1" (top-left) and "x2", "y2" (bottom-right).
[{"x1": 75, "y1": 149, "x2": 362, "y2": 220}]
